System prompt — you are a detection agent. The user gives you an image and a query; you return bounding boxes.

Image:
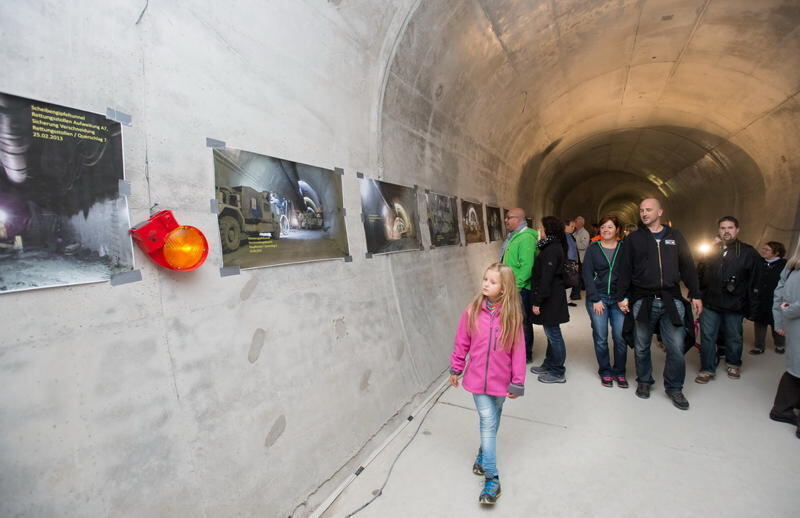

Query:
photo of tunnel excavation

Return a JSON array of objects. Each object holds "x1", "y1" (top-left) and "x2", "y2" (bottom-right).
[
  {"x1": 1, "y1": 2, "x2": 799, "y2": 518},
  {"x1": 213, "y1": 148, "x2": 349, "y2": 269},
  {"x1": 0, "y1": 92, "x2": 132, "y2": 294}
]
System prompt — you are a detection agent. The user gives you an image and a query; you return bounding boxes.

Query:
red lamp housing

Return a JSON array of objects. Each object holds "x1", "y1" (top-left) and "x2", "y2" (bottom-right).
[{"x1": 130, "y1": 210, "x2": 209, "y2": 271}]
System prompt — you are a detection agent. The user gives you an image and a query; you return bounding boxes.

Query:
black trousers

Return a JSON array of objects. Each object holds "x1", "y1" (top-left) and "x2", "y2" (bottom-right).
[
  {"x1": 520, "y1": 288, "x2": 534, "y2": 361},
  {"x1": 771, "y1": 371, "x2": 800, "y2": 420}
]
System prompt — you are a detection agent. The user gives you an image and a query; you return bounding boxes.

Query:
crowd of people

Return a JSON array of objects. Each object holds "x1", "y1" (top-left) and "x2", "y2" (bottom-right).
[{"x1": 449, "y1": 198, "x2": 799, "y2": 505}]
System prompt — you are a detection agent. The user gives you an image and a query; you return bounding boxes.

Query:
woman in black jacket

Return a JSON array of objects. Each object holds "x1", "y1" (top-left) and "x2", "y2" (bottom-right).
[
  {"x1": 582, "y1": 216, "x2": 628, "y2": 388},
  {"x1": 750, "y1": 241, "x2": 787, "y2": 354},
  {"x1": 530, "y1": 216, "x2": 570, "y2": 384}
]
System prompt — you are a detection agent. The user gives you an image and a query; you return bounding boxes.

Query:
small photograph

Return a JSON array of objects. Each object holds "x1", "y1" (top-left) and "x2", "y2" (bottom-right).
[
  {"x1": 360, "y1": 178, "x2": 419, "y2": 254},
  {"x1": 0, "y1": 92, "x2": 133, "y2": 294},
  {"x1": 486, "y1": 205, "x2": 503, "y2": 242},
  {"x1": 212, "y1": 148, "x2": 348, "y2": 269},
  {"x1": 461, "y1": 200, "x2": 486, "y2": 244},
  {"x1": 425, "y1": 192, "x2": 460, "y2": 248}
]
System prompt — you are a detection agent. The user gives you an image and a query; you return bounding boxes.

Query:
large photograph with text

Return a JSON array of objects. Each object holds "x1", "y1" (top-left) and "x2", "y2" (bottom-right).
[
  {"x1": 213, "y1": 148, "x2": 348, "y2": 269},
  {"x1": 360, "y1": 178, "x2": 419, "y2": 254},
  {"x1": 461, "y1": 200, "x2": 486, "y2": 244},
  {"x1": 425, "y1": 192, "x2": 460, "y2": 248},
  {"x1": 486, "y1": 206, "x2": 503, "y2": 242},
  {"x1": 0, "y1": 92, "x2": 133, "y2": 294}
]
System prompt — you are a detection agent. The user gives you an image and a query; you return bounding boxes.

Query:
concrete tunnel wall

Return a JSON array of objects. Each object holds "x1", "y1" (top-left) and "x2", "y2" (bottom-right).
[{"x1": 1, "y1": 1, "x2": 799, "y2": 517}]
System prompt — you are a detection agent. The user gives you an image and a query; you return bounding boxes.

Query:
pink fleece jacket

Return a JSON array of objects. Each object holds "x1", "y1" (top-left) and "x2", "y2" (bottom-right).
[{"x1": 450, "y1": 303, "x2": 526, "y2": 397}]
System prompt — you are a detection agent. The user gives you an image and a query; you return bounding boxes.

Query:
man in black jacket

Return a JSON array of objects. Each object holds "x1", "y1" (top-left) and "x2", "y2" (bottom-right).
[
  {"x1": 617, "y1": 198, "x2": 702, "y2": 410},
  {"x1": 695, "y1": 216, "x2": 760, "y2": 383}
]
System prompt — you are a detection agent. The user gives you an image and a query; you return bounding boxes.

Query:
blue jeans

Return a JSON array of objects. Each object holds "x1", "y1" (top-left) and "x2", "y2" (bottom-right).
[
  {"x1": 633, "y1": 298, "x2": 686, "y2": 393},
  {"x1": 587, "y1": 295, "x2": 627, "y2": 377},
  {"x1": 700, "y1": 308, "x2": 744, "y2": 371},
  {"x1": 473, "y1": 394, "x2": 505, "y2": 478},
  {"x1": 541, "y1": 325, "x2": 566, "y2": 377}
]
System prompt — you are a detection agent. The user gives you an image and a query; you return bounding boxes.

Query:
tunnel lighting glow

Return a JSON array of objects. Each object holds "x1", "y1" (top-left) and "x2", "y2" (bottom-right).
[
  {"x1": 697, "y1": 243, "x2": 712, "y2": 255},
  {"x1": 0, "y1": 209, "x2": 8, "y2": 224}
]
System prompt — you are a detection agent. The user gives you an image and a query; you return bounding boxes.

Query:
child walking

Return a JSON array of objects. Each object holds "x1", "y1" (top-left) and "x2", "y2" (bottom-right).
[{"x1": 449, "y1": 263, "x2": 526, "y2": 505}]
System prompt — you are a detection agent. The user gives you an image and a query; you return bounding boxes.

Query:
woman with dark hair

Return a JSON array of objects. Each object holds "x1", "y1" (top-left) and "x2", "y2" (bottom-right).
[
  {"x1": 751, "y1": 241, "x2": 788, "y2": 354},
  {"x1": 582, "y1": 216, "x2": 628, "y2": 388},
  {"x1": 529, "y1": 216, "x2": 570, "y2": 383}
]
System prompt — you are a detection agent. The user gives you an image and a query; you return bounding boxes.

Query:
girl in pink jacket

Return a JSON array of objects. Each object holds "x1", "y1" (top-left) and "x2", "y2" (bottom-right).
[{"x1": 449, "y1": 262, "x2": 526, "y2": 505}]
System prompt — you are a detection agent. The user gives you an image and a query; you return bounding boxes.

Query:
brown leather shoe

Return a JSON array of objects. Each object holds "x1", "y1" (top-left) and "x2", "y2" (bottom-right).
[
  {"x1": 695, "y1": 371, "x2": 715, "y2": 384},
  {"x1": 727, "y1": 366, "x2": 741, "y2": 379}
]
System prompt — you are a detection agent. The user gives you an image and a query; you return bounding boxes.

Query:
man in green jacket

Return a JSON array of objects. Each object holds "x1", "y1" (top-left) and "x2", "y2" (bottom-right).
[{"x1": 501, "y1": 207, "x2": 539, "y2": 362}]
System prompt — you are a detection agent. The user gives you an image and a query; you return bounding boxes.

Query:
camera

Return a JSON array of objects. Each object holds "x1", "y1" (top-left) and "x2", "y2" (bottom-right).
[{"x1": 724, "y1": 275, "x2": 736, "y2": 294}]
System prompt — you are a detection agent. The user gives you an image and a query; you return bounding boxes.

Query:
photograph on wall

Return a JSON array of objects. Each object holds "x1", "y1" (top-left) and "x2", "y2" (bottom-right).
[
  {"x1": 486, "y1": 205, "x2": 503, "y2": 242},
  {"x1": 0, "y1": 92, "x2": 133, "y2": 294},
  {"x1": 359, "y1": 177, "x2": 419, "y2": 254},
  {"x1": 425, "y1": 191, "x2": 460, "y2": 248},
  {"x1": 213, "y1": 148, "x2": 348, "y2": 269},
  {"x1": 461, "y1": 200, "x2": 486, "y2": 244}
]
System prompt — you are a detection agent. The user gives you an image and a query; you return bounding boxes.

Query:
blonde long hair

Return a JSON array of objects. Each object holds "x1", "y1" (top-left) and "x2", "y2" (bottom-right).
[{"x1": 466, "y1": 263, "x2": 523, "y2": 351}]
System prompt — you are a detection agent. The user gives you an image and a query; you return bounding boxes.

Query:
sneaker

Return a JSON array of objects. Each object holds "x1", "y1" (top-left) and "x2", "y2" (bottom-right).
[
  {"x1": 530, "y1": 365, "x2": 549, "y2": 375},
  {"x1": 727, "y1": 366, "x2": 741, "y2": 379},
  {"x1": 636, "y1": 383, "x2": 650, "y2": 399},
  {"x1": 748, "y1": 348, "x2": 765, "y2": 355},
  {"x1": 776, "y1": 346, "x2": 785, "y2": 354},
  {"x1": 479, "y1": 476, "x2": 501, "y2": 505},
  {"x1": 538, "y1": 372, "x2": 566, "y2": 384},
  {"x1": 667, "y1": 391, "x2": 690, "y2": 410},
  {"x1": 601, "y1": 376, "x2": 613, "y2": 387},
  {"x1": 616, "y1": 376, "x2": 629, "y2": 389},
  {"x1": 567, "y1": 302, "x2": 577, "y2": 307},
  {"x1": 695, "y1": 371, "x2": 715, "y2": 384},
  {"x1": 473, "y1": 450, "x2": 484, "y2": 476}
]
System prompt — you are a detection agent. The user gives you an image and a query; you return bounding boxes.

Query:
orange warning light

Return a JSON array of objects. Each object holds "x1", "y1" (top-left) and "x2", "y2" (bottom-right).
[{"x1": 130, "y1": 210, "x2": 209, "y2": 271}]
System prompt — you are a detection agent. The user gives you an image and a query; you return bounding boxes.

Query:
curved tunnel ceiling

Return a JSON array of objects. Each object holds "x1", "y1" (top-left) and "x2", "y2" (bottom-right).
[{"x1": 380, "y1": 0, "x2": 800, "y2": 248}]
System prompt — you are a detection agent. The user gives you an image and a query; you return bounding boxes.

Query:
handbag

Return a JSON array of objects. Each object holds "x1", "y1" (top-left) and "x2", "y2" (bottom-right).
[{"x1": 564, "y1": 260, "x2": 580, "y2": 289}]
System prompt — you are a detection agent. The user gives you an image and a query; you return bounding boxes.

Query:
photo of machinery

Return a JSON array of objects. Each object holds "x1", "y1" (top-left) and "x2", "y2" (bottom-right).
[
  {"x1": 0, "y1": 92, "x2": 133, "y2": 294},
  {"x1": 461, "y1": 200, "x2": 486, "y2": 244},
  {"x1": 212, "y1": 148, "x2": 348, "y2": 269},
  {"x1": 359, "y1": 177, "x2": 419, "y2": 254},
  {"x1": 425, "y1": 192, "x2": 460, "y2": 247},
  {"x1": 486, "y1": 205, "x2": 503, "y2": 242}
]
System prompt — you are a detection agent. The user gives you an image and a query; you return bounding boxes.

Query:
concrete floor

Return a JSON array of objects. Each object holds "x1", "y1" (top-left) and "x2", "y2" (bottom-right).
[{"x1": 322, "y1": 304, "x2": 799, "y2": 518}]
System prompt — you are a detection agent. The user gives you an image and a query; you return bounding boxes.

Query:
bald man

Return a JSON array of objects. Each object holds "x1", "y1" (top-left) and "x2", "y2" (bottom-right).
[
  {"x1": 616, "y1": 198, "x2": 702, "y2": 410},
  {"x1": 501, "y1": 208, "x2": 539, "y2": 362}
]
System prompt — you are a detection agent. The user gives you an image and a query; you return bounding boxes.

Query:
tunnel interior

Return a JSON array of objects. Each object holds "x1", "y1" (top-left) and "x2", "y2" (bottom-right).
[{"x1": 380, "y1": 0, "x2": 799, "y2": 250}]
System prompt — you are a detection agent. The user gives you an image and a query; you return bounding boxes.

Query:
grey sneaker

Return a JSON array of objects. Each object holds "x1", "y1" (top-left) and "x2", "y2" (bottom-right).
[
  {"x1": 479, "y1": 476, "x2": 501, "y2": 504},
  {"x1": 530, "y1": 365, "x2": 549, "y2": 375},
  {"x1": 472, "y1": 449, "x2": 484, "y2": 476},
  {"x1": 537, "y1": 372, "x2": 566, "y2": 384}
]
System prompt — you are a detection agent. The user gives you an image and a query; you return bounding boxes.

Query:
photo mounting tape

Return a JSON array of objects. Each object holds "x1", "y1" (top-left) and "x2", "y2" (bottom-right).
[
  {"x1": 219, "y1": 266, "x2": 241, "y2": 277},
  {"x1": 334, "y1": 167, "x2": 344, "y2": 176},
  {"x1": 110, "y1": 269, "x2": 142, "y2": 286},
  {"x1": 118, "y1": 179, "x2": 132, "y2": 196},
  {"x1": 210, "y1": 199, "x2": 219, "y2": 213},
  {"x1": 105, "y1": 108, "x2": 132, "y2": 126},
  {"x1": 206, "y1": 137, "x2": 226, "y2": 149}
]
